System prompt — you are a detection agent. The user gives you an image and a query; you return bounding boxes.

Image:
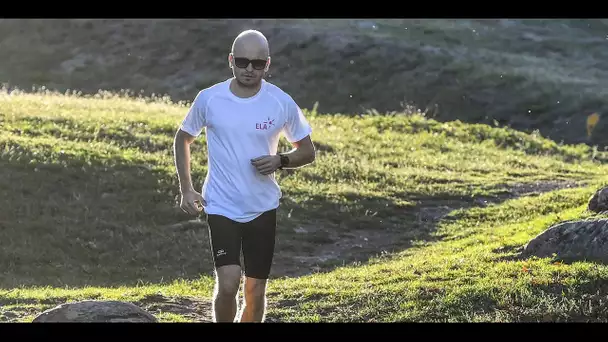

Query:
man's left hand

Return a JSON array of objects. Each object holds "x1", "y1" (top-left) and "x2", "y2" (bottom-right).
[{"x1": 251, "y1": 155, "x2": 281, "y2": 175}]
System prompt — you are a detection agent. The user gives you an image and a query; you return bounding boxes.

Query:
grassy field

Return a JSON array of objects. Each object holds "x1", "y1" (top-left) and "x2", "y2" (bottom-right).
[{"x1": 1, "y1": 87, "x2": 608, "y2": 322}]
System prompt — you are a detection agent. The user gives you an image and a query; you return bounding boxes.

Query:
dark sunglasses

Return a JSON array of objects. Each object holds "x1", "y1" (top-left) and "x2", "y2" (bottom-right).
[{"x1": 233, "y1": 57, "x2": 267, "y2": 70}]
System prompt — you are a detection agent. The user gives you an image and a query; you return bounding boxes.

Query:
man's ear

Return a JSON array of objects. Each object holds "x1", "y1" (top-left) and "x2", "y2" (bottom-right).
[
  {"x1": 228, "y1": 53, "x2": 234, "y2": 68},
  {"x1": 265, "y1": 56, "x2": 271, "y2": 72}
]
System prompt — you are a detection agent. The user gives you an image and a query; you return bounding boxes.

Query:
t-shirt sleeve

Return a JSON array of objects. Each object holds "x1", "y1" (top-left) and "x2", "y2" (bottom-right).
[
  {"x1": 180, "y1": 90, "x2": 208, "y2": 137},
  {"x1": 283, "y1": 96, "x2": 313, "y2": 143}
]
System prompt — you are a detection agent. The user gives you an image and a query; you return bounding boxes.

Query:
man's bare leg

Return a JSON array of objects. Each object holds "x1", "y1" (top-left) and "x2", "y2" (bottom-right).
[
  {"x1": 239, "y1": 277, "x2": 268, "y2": 322},
  {"x1": 212, "y1": 265, "x2": 242, "y2": 322}
]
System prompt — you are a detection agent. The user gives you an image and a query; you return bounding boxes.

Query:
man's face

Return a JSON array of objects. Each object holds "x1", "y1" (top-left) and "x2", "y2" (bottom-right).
[{"x1": 229, "y1": 48, "x2": 269, "y2": 88}]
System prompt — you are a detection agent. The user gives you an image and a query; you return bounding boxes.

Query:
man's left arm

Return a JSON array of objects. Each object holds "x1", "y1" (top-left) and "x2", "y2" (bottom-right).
[
  {"x1": 251, "y1": 97, "x2": 315, "y2": 175},
  {"x1": 250, "y1": 135, "x2": 315, "y2": 175},
  {"x1": 278, "y1": 135, "x2": 316, "y2": 169}
]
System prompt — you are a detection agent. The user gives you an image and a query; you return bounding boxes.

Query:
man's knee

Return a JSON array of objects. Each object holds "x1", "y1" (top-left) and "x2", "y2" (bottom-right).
[
  {"x1": 215, "y1": 265, "x2": 242, "y2": 298},
  {"x1": 244, "y1": 277, "x2": 267, "y2": 305}
]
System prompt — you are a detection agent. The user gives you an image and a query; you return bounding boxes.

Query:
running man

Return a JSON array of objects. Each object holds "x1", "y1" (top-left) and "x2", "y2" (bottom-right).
[{"x1": 173, "y1": 29, "x2": 316, "y2": 322}]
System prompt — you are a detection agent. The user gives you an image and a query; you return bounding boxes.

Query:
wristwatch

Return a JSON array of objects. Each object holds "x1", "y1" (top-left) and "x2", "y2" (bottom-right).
[{"x1": 278, "y1": 153, "x2": 289, "y2": 170}]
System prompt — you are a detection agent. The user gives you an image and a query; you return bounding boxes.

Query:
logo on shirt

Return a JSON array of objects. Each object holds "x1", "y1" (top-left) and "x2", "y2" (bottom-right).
[{"x1": 256, "y1": 117, "x2": 276, "y2": 130}]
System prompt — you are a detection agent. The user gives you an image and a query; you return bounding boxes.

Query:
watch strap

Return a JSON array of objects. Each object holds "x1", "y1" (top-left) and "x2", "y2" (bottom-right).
[{"x1": 279, "y1": 154, "x2": 289, "y2": 169}]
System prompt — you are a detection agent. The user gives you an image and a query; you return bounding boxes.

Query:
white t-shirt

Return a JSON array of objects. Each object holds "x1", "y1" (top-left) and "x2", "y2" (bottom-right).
[{"x1": 180, "y1": 78, "x2": 313, "y2": 223}]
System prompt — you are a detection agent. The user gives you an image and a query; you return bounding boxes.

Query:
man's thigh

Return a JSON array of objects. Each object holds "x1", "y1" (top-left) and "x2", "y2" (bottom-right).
[
  {"x1": 206, "y1": 214, "x2": 242, "y2": 270},
  {"x1": 241, "y1": 209, "x2": 277, "y2": 279}
]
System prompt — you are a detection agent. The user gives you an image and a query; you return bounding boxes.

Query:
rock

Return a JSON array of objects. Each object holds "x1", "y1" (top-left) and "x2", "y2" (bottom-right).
[
  {"x1": 588, "y1": 187, "x2": 608, "y2": 213},
  {"x1": 522, "y1": 219, "x2": 608, "y2": 262},
  {"x1": 32, "y1": 300, "x2": 158, "y2": 323}
]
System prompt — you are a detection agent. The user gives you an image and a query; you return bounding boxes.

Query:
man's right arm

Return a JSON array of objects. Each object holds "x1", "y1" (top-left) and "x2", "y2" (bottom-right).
[
  {"x1": 173, "y1": 90, "x2": 208, "y2": 215},
  {"x1": 175, "y1": 89, "x2": 207, "y2": 191},
  {"x1": 173, "y1": 129, "x2": 197, "y2": 194}
]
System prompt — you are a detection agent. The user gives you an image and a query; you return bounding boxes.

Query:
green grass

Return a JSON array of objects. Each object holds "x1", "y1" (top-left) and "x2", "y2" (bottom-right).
[{"x1": 1, "y1": 88, "x2": 608, "y2": 322}]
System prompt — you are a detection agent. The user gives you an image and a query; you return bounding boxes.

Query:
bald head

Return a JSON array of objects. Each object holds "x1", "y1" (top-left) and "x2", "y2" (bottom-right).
[
  {"x1": 231, "y1": 29, "x2": 270, "y2": 58},
  {"x1": 229, "y1": 29, "x2": 271, "y2": 90}
]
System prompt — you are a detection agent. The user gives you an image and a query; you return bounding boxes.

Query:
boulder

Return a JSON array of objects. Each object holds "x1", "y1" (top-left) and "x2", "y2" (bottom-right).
[
  {"x1": 522, "y1": 218, "x2": 608, "y2": 263},
  {"x1": 32, "y1": 300, "x2": 158, "y2": 323},
  {"x1": 588, "y1": 187, "x2": 608, "y2": 213}
]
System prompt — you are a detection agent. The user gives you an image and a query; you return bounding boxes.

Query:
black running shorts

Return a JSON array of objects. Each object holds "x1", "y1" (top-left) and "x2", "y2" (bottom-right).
[{"x1": 205, "y1": 209, "x2": 277, "y2": 279}]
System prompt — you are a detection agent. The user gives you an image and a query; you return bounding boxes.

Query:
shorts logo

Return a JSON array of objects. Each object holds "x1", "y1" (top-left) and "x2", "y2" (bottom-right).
[
  {"x1": 216, "y1": 249, "x2": 226, "y2": 257},
  {"x1": 256, "y1": 117, "x2": 275, "y2": 130}
]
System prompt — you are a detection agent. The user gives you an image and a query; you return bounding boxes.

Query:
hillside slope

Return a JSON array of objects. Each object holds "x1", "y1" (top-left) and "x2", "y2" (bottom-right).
[
  {"x1": 2, "y1": 90, "x2": 608, "y2": 322},
  {"x1": 1, "y1": 19, "x2": 608, "y2": 147}
]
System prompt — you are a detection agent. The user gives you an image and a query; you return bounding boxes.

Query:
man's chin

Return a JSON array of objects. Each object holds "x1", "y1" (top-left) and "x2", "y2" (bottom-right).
[{"x1": 238, "y1": 77, "x2": 260, "y2": 87}]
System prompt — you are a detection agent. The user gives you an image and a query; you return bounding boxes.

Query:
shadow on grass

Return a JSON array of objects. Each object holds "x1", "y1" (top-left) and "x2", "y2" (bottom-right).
[{"x1": 0, "y1": 152, "x2": 211, "y2": 289}]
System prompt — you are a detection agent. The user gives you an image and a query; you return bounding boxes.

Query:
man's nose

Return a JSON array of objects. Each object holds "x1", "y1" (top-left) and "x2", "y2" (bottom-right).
[{"x1": 246, "y1": 63, "x2": 254, "y2": 72}]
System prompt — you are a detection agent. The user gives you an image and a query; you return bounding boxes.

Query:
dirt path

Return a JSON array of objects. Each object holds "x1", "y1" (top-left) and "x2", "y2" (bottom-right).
[{"x1": 269, "y1": 180, "x2": 580, "y2": 279}]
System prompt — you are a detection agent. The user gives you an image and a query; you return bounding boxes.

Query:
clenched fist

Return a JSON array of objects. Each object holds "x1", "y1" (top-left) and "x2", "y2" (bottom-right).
[
  {"x1": 180, "y1": 189, "x2": 206, "y2": 216},
  {"x1": 251, "y1": 155, "x2": 281, "y2": 175}
]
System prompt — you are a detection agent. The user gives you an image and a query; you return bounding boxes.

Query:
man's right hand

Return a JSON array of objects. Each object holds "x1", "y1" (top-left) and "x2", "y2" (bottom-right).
[{"x1": 180, "y1": 189, "x2": 206, "y2": 216}]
